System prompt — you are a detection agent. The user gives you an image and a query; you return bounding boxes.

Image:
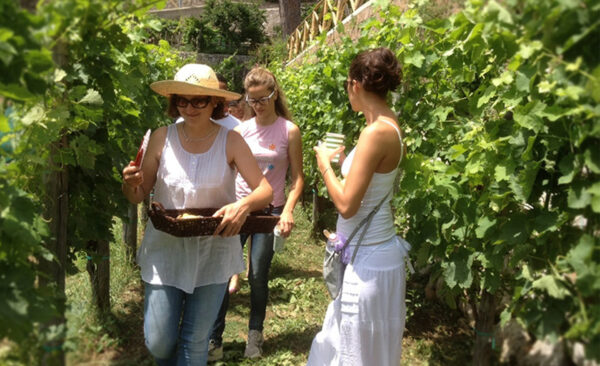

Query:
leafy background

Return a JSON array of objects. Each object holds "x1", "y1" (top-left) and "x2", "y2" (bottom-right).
[
  {"x1": 0, "y1": 0, "x2": 598, "y2": 363},
  {"x1": 278, "y1": 0, "x2": 600, "y2": 360},
  {"x1": 1, "y1": 0, "x2": 178, "y2": 358}
]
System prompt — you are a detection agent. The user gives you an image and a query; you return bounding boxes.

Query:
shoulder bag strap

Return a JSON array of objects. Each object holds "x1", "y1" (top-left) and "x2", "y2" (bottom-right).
[{"x1": 342, "y1": 189, "x2": 392, "y2": 265}]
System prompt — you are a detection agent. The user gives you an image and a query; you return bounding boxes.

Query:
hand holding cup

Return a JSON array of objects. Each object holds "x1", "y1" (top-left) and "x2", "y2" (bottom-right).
[
  {"x1": 323, "y1": 132, "x2": 345, "y2": 164},
  {"x1": 314, "y1": 140, "x2": 345, "y2": 172}
]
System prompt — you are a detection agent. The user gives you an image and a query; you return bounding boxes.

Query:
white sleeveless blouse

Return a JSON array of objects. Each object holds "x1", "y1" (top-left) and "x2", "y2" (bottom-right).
[
  {"x1": 336, "y1": 121, "x2": 403, "y2": 246},
  {"x1": 137, "y1": 123, "x2": 244, "y2": 294}
]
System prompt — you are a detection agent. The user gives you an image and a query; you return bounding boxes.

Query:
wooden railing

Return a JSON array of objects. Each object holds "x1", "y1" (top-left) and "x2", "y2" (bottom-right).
[{"x1": 287, "y1": 0, "x2": 369, "y2": 61}]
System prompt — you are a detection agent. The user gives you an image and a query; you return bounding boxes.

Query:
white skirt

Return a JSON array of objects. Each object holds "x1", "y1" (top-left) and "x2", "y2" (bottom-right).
[{"x1": 307, "y1": 236, "x2": 409, "y2": 366}]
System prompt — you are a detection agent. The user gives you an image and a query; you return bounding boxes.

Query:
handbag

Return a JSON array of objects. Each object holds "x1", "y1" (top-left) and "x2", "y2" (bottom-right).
[{"x1": 323, "y1": 190, "x2": 391, "y2": 299}]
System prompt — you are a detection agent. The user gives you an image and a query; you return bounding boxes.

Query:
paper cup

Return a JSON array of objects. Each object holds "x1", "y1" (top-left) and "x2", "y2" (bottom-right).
[
  {"x1": 324, "y1": 132, "x2": 345, "y2": 163},
  {"x1": 273, "y1": 227, "x2": 285, "y2": 253}
]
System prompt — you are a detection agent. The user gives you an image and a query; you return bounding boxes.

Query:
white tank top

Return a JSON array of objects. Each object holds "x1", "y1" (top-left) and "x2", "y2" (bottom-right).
[
  {"x1": 336, "y1": 120, "x2": 403, "y2": 246},
  {"x1": 137, "y1": 123, "x2": 244, "y2": 293}
]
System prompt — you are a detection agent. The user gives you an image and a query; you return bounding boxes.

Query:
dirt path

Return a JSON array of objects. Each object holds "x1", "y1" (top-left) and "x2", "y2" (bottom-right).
[{"x1": 65, "y1": 206, "x2": 472, "y2": 365}]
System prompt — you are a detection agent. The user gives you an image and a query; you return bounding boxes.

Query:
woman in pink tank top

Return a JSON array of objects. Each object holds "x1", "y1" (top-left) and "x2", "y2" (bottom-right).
[{"x1": 208, "y1": 67, "x2": 304, "y2": 361}]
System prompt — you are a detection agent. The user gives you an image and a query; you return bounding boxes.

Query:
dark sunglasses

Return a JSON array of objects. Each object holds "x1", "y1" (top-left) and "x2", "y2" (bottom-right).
[{"x1": 174, "y1": 95, "x2": 211, "y2": 109}]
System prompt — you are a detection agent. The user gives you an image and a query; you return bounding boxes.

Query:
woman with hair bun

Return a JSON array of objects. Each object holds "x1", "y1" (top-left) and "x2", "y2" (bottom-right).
[{"x1": 308, "y1": 47, "x2": 410, "y2": 365}]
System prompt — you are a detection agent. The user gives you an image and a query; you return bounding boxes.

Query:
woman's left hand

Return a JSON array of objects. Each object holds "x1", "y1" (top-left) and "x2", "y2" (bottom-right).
[
  {"x1": 277, "y1": 211, "x2": 294, "y2": 238},
  {"x1": 213, "y1": 201, "x2": 250, "y2": 237}
]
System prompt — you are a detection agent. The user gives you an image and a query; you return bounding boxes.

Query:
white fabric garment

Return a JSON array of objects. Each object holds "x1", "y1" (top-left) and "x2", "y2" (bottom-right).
[
  {"x1": 214, "y1": 114, "x2": 241, "y2": 130},
  {"x1": 307, "y1": 120, "x2": 409, "y2": 366},
  {"x1": 137, "y1": 123, "x2": 244, "y2": 294},
  {"x1": 307, "y1": 237, "x2": 409, "y2": 366},
  {"x1": 175, "y1": 115, "x2": 241, "y2": 130},
  {"x1": 336, "y1": 121, "x2": 404, "y2": 246}
]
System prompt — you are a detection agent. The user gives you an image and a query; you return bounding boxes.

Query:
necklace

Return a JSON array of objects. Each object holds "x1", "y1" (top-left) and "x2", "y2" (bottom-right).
[{"x1": 181, "y1": 123, "x2": 218, "y2": 142}]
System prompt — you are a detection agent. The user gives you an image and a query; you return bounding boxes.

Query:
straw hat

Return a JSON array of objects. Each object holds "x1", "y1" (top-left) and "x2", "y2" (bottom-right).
[{"x1": 150, "y1": 64, "x2": 241, "y2": 101}]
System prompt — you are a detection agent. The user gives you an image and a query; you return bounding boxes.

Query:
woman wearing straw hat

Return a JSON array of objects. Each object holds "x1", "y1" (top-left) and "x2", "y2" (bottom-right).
[{"x1": 122, "y1": 63, "x2": 273, "y2": 366}]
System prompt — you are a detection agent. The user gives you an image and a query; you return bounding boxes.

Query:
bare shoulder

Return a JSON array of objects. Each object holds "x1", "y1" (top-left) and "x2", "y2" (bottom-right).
[
  {"x1": 374, "y1": 118, "x2": 402, "y2": 139},
  {"x1": 357, "y1": 119, "x2": 402, "y2": 153},
  {"x1": 359, "y1": 122, "x2": 388, "y2": 141},
  {"x1": 143, "y1": 126, "x2": 169, "y2": 169},
  {"x1": 226, "y1": 129, "x2": 247, "y2": 152},
  {"x1": 152, "y1": 125, "x2": 168, "y2": 136},
  {"x1": 285, "y1": 119, "x2": 299, "y2": 130},
  {"x1": 226, "y1": 128, "x2": 243, "y2": 142},
  {"x1": 286, "y1": 121, "x2": 301, "y2": 139},
  {"x1": 148, "y1": 126, "x2": 168, "y2": 147}
]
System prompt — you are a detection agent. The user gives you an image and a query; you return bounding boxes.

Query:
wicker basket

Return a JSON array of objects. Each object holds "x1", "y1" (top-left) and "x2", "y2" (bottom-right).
[{"x1": 148, "y1": 202, "x2": 280, "y2": 237}]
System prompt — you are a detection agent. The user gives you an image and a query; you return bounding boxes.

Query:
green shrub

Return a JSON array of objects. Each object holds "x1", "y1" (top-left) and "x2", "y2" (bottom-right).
[
  {"x1": 183, "y1": 0, "x2": 266, "y2": 55},
  {"x1": 278, "y1": 0, "x2": 600, "y2": 361}
]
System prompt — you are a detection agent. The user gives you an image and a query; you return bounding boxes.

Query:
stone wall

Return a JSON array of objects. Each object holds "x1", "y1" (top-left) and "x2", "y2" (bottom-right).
[
  {"x1": 177, "y1": 51, "x2": 253, "y2": 67},
  {"x1": 149, "y1": 1, "x2": 282, "y2": 36}
]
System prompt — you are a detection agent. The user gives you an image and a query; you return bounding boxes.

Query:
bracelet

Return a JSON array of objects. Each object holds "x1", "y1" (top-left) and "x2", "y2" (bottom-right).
[{"x1": 321, "y1": 167, "x2": 331, "y2": 176}]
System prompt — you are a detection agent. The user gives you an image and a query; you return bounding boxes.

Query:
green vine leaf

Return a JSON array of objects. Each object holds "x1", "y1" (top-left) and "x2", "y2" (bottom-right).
[
  {"x1": 404, "y1": 50, "x2": 425, "y2": 68},
  {"x1": 78, "y1": 89, "x2": 104, "y2": 105},
  {"x1": 442, "y1": 250, "x2": 474, "y2": 289},
  {"x1": 567, "y1": 183, "x2": 592, "y2": 209},
  {"x1": 532, "y1": 275, "x2": 569, "y2": 300}
]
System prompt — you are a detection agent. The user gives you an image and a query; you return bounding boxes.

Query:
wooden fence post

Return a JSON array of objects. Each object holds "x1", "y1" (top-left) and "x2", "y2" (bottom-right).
[
  {"x1": 123, "y1": 203, "x2": 138, "y2": 265},
  {"x1": 312, "y1": 183, "x2": 320, "y2": 236},
  {"x1": 472, "y1": 290, "x2": 498, "y2": 366},
  {"x1": 40, "y1": 39, "x2": 69, "y2": 366},
  {"x1": 86, "y1": 240, "x2": 111, "y2": 313},
  {"x1": 40, "y1": 137, "x2": 68, "y2": 366}
]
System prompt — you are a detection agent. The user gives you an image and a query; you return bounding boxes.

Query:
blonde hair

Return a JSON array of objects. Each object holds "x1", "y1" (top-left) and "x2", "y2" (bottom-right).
[{"x1": 244, "y1": 67, "x2": 292, "y2": 121}]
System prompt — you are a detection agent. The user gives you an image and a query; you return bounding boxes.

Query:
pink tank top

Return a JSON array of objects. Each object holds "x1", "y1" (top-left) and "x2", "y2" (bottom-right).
[{"x1": 235, "y1": 116, "x2": 291, "y2": 207}]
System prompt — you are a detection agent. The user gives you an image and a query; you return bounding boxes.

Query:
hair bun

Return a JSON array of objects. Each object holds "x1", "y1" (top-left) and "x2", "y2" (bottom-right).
[{"x1": 349, "y1": 48, "x2": 401, "y2": 97}]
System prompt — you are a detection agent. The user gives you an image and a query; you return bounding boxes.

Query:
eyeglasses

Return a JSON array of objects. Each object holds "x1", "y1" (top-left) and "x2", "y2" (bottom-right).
[
  {"x1": 228, "y1": 100, "x2": 240, "y2": 107},
  {"x1": 246, "y1": 90, "x2": 275, "y2": 107},
  {"x1": 174, "y1": 95, "x2": 211, "y2": 109},
  {"x1": 343, "y1": 79, "x2": 354, "y2": 92}
]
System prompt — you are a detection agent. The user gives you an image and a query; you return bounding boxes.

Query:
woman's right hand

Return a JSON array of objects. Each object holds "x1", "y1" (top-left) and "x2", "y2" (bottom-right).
[
  {"x1": 122, "y1": 161, "x2": 144, "y2": 189},
  {"x1": 212, "y1": 200, "x2": 251, "y2": 237},
  {"x1": 313, "y1": 142, "x2": 345, "y2": 172}
]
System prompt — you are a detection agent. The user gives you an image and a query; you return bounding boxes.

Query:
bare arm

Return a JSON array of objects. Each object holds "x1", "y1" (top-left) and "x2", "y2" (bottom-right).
[
  {"x1": 213, "y1": 130, "x2": 273, "y2": 236},
  {"x1": 314, "y1": 125, "x2": 386, "y2": 219},
  {"x1": 278, "y1": 123, "x2": 304, "y2": 237},
  {"x1": 122, "y1": 127, "x2": 167, "y2": 204}
]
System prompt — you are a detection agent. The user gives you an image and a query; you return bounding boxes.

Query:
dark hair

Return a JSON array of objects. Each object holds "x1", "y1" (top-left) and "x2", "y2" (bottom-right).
[
  {"x1": 216, "y1": 73, "x2": 227, "y2": 84},
  {"x1": 348, "y1": 47, "x2": 402, "y2": 98},
  {"x1": 167, "y1": 95, "x2": 225, "y2": 120}
]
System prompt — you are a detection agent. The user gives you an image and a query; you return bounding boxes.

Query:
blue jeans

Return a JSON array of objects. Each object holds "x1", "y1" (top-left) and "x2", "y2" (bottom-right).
[
  {"x1": 210, "y1": 206, "x2": 282, "y2": 344},
  {"x1": 144, "y1": 281, "x2": 227, "y2": 366}
]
